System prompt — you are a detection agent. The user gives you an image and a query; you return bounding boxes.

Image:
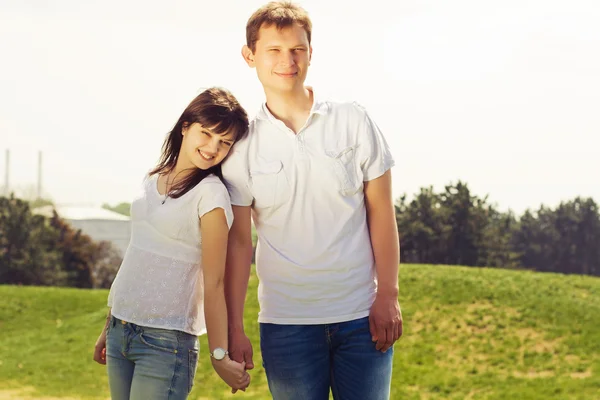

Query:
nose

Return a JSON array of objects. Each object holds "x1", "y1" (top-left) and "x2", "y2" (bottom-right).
[
  {"x1": 205, "y1": 138, "x2": 219, "y2": 154},
  {"x1": 280, "y1": 50, "x2": 295, "y2": 67}
]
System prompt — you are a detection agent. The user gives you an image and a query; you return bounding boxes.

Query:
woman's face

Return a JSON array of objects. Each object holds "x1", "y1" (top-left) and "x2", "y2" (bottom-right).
[{"x1": 180, "y1": 122, "x2": 235, "y2": 170}]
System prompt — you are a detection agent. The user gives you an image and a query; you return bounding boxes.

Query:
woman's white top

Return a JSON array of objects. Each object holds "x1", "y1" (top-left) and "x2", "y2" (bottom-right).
[{"x1": 107, "y1": 173, "x2": 233, "y2": 336}]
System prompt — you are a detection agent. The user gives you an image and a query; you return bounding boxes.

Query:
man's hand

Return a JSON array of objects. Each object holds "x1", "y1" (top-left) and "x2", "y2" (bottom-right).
[
  {"x1": 229, "y1": 331, "x2": 254, "y2": 394},
  {"x1": 212, "y1": 356, "x2": 251, "y2": 393},
  {"x1": 369, "y1": 293, "x2": 403, "y2": 352}
]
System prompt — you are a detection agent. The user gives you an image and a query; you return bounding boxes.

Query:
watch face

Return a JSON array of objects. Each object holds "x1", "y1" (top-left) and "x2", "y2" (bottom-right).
[{"x1": 213, "y1": 348, "x2": 226, "y2": 360}]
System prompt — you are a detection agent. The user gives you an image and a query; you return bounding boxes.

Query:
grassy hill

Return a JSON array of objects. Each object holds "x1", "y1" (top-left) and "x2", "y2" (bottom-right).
[{"x1": 1, "y1": 265, "x2": 599, "y2": 399}]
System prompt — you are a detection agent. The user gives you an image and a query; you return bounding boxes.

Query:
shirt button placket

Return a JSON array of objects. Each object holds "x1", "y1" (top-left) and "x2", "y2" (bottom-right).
[{"x1": 297, "y1": 135, "x2": 305, "y2": 154}]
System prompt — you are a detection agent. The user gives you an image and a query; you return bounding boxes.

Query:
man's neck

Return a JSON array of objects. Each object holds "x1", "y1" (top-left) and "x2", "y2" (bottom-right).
[{"x1": 264, "y1": 86, "x2": 313, "y2": 134}]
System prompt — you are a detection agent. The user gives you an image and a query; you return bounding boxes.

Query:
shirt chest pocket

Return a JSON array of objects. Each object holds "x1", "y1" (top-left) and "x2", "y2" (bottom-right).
[
  {"x1": 250, "y1": 160, "x2": 291, "y2": 210},
  {"x1": 325, "y1": 145, "x2": 362, "y2": 196}
]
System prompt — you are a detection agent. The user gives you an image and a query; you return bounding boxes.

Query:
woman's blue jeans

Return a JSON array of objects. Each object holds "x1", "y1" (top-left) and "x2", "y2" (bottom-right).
[{"x1": 106, "y1": 316, "x2": 199, "y2": 400}]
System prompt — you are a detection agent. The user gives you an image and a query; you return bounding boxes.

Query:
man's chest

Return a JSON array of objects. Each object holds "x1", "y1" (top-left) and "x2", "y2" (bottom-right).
[{"x1": 246, "y1": 129, "x2": 364, "y2": 210}]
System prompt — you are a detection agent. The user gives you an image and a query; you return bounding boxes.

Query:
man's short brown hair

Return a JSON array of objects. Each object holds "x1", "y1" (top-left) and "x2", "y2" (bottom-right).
[{"x1": 246, "y1": 2, "x2": 312, "y2": 52}]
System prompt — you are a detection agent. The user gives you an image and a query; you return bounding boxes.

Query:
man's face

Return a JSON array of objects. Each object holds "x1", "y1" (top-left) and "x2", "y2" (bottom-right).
[{"x1": 245, "y1": 23, "x2": 312, "y2": 94}]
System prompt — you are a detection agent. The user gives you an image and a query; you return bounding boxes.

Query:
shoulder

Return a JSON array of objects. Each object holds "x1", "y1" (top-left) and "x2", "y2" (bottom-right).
[
  {"x1": 195, "y1": 174, "x2": 231, "y2": 209},
  {"x1": 196, "y1": 174, "x2": 229, "y2": 195},
  {"x1": 321, "y1": 99, "x2": 370, "y2": 122},
  {"x1": 222, "y1": 135, "x2": 252, "y2": 180},
  {"x1": 195, "y1": 174, "x2": 234, "y2": 226}
]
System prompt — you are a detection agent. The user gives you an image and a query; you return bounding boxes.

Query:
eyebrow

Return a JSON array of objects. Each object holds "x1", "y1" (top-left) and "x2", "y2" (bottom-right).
[
  {"x1": 202, "y1": 127, "x2": 235, "y2": 142},
  {"x1": 218, "y1": 134, "x2": 235, "y2": 142},
  {"x1": 265, "y1": 44, "x2": 308, "y2": 49}
]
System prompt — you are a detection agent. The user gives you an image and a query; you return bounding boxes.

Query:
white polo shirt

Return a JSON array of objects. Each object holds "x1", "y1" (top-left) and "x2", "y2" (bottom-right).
[{"x1": 222, "y1": 91, "x2": 395, "y2": 324}]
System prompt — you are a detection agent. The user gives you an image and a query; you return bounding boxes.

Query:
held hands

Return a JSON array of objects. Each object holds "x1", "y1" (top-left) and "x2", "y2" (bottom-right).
[
  {"x1": 211, "y1": 356, "x2": 251, "y2": 392},
  {"x1": 228, "y1": 331, "x2": 254, "y2": 393},
  {"x1": 369, "y1": 293, "x2": 403, "y2": 353}
]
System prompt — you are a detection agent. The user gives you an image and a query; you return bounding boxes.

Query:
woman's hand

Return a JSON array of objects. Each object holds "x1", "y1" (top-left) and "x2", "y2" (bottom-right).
[
  {"x1": 212, "y1": 356, "x2": 251, "y2": 392},
  {"x1": 93, "y1": 326, "x2": 108, "y2": 365}
]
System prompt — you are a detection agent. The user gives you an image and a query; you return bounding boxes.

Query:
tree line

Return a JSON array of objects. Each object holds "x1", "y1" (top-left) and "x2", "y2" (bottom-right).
[
  {"x1": 397, "y1": 181, "x2": 599, "y2": 276},
  {"x1": 2, "y1": 180, "x2": 599, "y2": 289}
]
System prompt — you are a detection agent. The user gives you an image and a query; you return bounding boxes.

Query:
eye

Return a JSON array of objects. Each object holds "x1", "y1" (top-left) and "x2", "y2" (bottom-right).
[
  {"x1": 222, "y1": 141, "x2": 233, "y2": 147},
  {"x1": 202, "y1": 131, "x2": 211, "y2": 136}
]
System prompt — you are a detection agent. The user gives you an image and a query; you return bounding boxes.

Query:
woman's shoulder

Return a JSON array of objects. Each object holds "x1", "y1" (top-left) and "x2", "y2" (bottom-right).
[
  {"x1": 195, "y1": 174, "x2": 233, "y2": 226},
  {"x1": 195, "y1": 174, "x2": 230, "y2": 199},
  {"x1": 200, "y1": 173, "x2": 225, "y2": 185}
]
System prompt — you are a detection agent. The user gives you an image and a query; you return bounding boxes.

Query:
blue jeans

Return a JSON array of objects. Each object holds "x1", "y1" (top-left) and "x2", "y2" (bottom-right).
[
  {"x1": 260, "y1": 316, "x2": 394, "y2": 400},
  {"x1": 106, "y1": 316, "x2": 199, "y2": 400}
]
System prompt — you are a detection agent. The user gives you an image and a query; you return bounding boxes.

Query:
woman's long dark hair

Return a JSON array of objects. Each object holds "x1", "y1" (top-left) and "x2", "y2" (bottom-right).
[{"x1": 149, "y1": 87, "x2": 249, "y2": 199}]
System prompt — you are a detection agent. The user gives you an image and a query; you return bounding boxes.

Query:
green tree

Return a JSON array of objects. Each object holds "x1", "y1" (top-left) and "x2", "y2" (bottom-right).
[
  {"x1": 551, "y1": 197, "x2": 599, "y2": 275},
  {"x1": 438, "y1": 181, "x2": 490, "y2": 266},
  {"x1": 29, "y1": 197, "x2": 54, "y2": 209},
  {"x1": 396, "y1": 188, "x2": 446, "y2": 264},
  {"x1": 0, "y1": 195, "x2": 66, "y2": 285},
  {"x1": 48, "y1": 212, "x2": 97, "y2": 288},
  {"x1": 478, "y1": 209, "x2": 522, "y2": 269},
  {"x1": 1, "y1": 195, "x2": 125, "y2": 287},
  {"x1": 92, "y1": 241, "x2": 123, "y2": 289}
]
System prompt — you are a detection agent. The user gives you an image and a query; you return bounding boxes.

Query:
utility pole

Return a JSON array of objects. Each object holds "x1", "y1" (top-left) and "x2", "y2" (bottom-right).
[
  {"x1": 4, "y1": 149, "x2": 9, "y2": 196},
  {"x1": 37, "y1": 151, "x2": 43, "y2": 199}
]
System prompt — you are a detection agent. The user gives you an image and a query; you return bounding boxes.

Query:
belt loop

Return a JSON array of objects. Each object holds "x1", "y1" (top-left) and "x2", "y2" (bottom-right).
[{"x1": 112, "y1": 316, "x2": 116, "y2": 327}]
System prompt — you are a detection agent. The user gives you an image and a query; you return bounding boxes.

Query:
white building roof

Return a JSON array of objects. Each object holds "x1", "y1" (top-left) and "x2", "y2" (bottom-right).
[{"x1": 33, "y1": 205, "x2": 130, "y2": 221}]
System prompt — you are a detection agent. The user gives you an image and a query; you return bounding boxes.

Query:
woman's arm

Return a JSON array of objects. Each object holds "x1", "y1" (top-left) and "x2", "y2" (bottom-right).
[
  {"x1": 201, "y1": 207, "x2": 250, "y2": 391},
  {"x1": 93, "y1": 308, "x2": 111, "y2": 365}
]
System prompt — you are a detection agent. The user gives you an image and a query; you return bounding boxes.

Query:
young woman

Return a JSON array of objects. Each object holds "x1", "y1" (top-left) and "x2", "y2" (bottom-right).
[{"x1": 92, "y1": 87, "x2": 250, "y2": 399}]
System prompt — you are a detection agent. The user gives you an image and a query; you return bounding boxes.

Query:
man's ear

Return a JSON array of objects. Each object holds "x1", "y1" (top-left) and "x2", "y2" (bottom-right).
[
  {"x1": 309, "y1": 45, "x2": 313, "y2": 66},
  {"x1": 242, "y1": 45, "x2": 255, "y2": 67}
]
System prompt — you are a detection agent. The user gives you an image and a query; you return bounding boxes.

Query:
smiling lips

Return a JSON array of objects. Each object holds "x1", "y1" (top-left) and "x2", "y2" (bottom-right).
[
  {"x1": 198, "y1": 149, "x2": 215, "y2": 161},
  {"x1": 275, "y1": 71, "x2": 298, "y2": 78}
]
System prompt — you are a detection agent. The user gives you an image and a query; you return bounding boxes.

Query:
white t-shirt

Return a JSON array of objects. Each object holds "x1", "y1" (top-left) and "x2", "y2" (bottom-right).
[
  {"x1": 222, "y1": 93, "x2": 395, "y2": 325},
  {"x1": 107, "y1": 173, "x2": 233, "y2": 336}
]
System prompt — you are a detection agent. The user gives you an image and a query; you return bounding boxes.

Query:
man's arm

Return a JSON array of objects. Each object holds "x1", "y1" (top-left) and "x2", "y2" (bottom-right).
[
  {"x1": 224, "y1": 205, "x2": 255, "y2": 370},
  {"x1": 364, "y1": 169, "x2": 403, "y2": 352}
]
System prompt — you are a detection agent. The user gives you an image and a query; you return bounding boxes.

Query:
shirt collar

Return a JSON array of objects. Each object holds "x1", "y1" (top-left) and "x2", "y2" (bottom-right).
[{"x1": 256, "y1": 87, "x2": 329, "y2": 121}]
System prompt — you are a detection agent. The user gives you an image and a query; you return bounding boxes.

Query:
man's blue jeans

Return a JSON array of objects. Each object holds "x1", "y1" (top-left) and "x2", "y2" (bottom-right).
[
  {"x1": 260, "y1": 316, "x2": 394, "y2": 400},
  {"x1": 106, "y1": 316, "x2": 199, "y2": 400}
]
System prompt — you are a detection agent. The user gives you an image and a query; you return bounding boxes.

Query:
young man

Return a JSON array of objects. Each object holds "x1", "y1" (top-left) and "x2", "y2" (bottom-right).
[{"x1": 222, "y1": 2, "x2": 402, "y2": 399}]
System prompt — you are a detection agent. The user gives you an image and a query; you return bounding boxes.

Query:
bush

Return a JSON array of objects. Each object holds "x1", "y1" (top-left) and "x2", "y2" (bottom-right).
[{"x1": 0, "y1": 195, "x2": 122, "y2": 288}]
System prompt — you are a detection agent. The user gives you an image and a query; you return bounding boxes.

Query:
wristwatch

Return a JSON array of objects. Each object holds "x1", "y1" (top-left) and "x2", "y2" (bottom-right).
[{"x1": 210, "y1": 347, "x2": 228, "y2": 361}]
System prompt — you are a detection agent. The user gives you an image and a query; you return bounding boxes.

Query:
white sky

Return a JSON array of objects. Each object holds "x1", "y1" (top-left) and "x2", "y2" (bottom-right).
[{"x1": 1, "y1": 0, "x2": 599, "y2": 214}]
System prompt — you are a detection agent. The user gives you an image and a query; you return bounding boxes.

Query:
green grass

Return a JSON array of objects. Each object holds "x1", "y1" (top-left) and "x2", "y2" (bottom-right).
[{"x1": 1, "y1": 265, "x2": 599, "y2": 399}]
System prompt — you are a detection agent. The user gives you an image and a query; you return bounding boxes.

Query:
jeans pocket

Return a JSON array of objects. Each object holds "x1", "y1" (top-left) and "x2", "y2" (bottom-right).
[
  {"x1": 188, "y1": 348, "x2": 199, "y2": 393},
  {"x1": 139, "y1": 327, "x2": 179, "y2": 353}
]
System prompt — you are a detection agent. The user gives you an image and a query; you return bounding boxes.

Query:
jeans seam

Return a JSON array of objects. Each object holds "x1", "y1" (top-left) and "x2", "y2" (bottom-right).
[
  {"x1": 188, "y1": 348, "x2": 198, "y2": 393},
  {"x1": 330, "y1": 365, "x2": 340, "y2": 400},
  {"x1": 167, "y1": 334, "x2": 182, "y2": 399}
]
